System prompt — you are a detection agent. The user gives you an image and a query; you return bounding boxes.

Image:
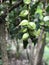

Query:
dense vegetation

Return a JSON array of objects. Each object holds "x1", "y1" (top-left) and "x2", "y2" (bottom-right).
[{"x1": 0, "y1": 0, "x2": 49, "y2": 65}]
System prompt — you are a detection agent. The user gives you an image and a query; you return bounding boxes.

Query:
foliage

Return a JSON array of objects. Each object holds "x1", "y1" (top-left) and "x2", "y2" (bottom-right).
[
  {"x1": 43, "y1": 46, "x2": 49, "y2": 65},
  {"x1": 0, "y1": 0, "x2": 49, "y2": 48},
  {"x1": 0, "y1": 0, "x2": 49, "y2": 65}
]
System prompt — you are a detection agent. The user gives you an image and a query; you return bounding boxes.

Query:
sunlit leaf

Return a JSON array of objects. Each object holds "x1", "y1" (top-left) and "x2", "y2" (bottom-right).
[
  {"x1": 35, "y1": 7, "x2": 43, "y2": 19},
  {"x1": 23, "y1": 0, "x2": 31, "y2": 4},
  {"x1": 44, "y1": 16, "x2": 49, "y2": 22}
]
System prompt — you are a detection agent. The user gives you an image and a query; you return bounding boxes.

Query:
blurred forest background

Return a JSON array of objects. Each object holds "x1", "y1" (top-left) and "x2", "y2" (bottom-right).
[{"x1": 0, "y1": 0, "x2": 49, "y2": 65}]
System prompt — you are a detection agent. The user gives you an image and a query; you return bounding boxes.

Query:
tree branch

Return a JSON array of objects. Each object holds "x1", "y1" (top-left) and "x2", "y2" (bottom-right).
[
  {"x1": 8, "y1": 0, "x2": 23, "y2": 12},
  {"x1": 0, "y1": 0, "x2": 23, "y2": 20}
]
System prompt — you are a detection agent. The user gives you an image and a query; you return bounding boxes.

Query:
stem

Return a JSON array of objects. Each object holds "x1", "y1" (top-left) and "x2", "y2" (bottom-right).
[
  {"x1": 16, "y1": 38, "x2": 19, "y2": 58},
  {"x1": 27, "y1": 4, "x2": 30, "y2": 21}
]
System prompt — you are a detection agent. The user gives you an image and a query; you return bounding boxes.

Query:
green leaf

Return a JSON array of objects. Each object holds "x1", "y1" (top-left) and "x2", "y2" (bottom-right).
[
  {"x1": 23, "y1": 0, "x2": 31, "y2": 4},
  {"x1": 35, "y1": 7, "x2": 43, "y2": 19},
  {"x1": 46, "y1": 5, "x2": 49, "y2": 13},
  {"x1": 44, "y1": 16, "x2": 49, "y2": 22},
  {"x1": 43, "y1": 16, "x2": 49, "y2": 27},
  {"x1": 45, "y1": 21, "x2": 49, "y2": 27},
  {"x1": 36, "y1": 8, "x2": 42, "y2": 14},
  {"x1": 19, "y1": 10, "x2": 29, "y2": 17},
  {"x1": 36, "y1": 29, "x2": 41, "y2": 37},
  {"x1": 43, "y1": 46, "x2": 49, "y2": 65},
  {"x1": 40, "y1": 22, "x2": 44, "y2": 26},
  {"x1": 22, "y1": 33, "x2": 29, "y2": 40},
  {"x1": 19, "y1": 20, "x2": 29, "y2": 26},
  {"x1": 30, "y1": 1, "x2": 40, "y2": 15}
]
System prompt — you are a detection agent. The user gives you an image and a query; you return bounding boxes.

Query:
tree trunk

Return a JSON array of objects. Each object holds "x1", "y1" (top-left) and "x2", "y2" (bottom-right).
[
  {"x1": 33, "y1": 27, "x2": 46, "y2": 65},
  {"x1": 0, "y1": 23, "x2": 8, "y2": 65}
]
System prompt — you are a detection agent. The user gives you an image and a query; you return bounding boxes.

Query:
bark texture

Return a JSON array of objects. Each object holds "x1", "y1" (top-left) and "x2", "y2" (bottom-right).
[
  {"x1": 0, "y1": 23, "x2": 8, "y2": 65},
  {"x1": 32, "y1": 27, "x2": 46, "y2": 65}
]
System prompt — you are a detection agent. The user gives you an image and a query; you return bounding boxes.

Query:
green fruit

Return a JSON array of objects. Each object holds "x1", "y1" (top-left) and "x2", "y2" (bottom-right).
[
  {"x1": 36, "y1": 29, "x2": 41, "y2": 37},
  {"x1": 23, "y1": 0, "x2": 31, "y2": 4},
  {"x1": 21, "y1": 28, "x2": 27, "y2": 33},
  {"x1": 22, "y1": 33, "x2": 29, "y2": 40},
  {"x1": 19, "y1": 10, "x2": 29, "y2": 17},
  {"x1": 29, "y1": 30, "x2": 36, "y2": 36},
  {"x1": 22, "y1": 28, "x2": 27, "y2": 33},
  {"x1": 19, "y1": 20, "x2": 29, "y2": 26},
  {"x1": 28, "y1": 22, "x2": 36, "y2": 30}
]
